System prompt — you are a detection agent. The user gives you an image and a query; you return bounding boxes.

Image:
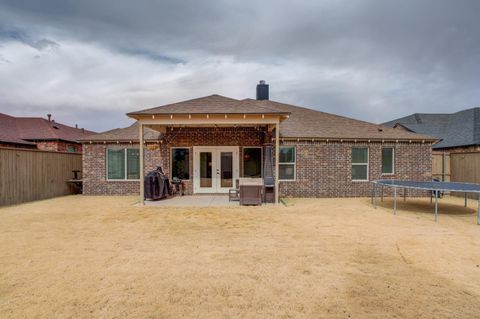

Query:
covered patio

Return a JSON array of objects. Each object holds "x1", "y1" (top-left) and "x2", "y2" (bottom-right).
[{"x1": 127, "y1": 101, "x2": 290, "y2": 206}]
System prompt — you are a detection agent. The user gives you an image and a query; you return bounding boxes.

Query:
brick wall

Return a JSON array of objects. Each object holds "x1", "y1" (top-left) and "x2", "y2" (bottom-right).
[
  {"x1": 83, "y1": 127, "x2": 265, "y2": 195},
  {"x1": 0, "y1": 142, "x2": 36, "y2": 149},
  {"x1": 83, "y1": 143, "x2": 161, "y2": 195},
  {"x1": 36, "y1": 140, "x2": 83, "y2": 153},
  {"x1": 279, "y1": 141, "x2": 432, "y2": 197},
  {"x1": 82, "y1": 127, "x2": 432, "y2": 198}
]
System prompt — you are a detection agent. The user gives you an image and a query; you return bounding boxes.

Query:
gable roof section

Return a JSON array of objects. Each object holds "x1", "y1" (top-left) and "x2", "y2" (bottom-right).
[
  {"x1": 0, "y1": 113, "x2": 96, "y2": 144},
  {"x1": 383, "y1": 108, "x2": 480, "y2": 149},
  {"x1": 127, "y1": 94, "x2": 289, "y2": 116}
]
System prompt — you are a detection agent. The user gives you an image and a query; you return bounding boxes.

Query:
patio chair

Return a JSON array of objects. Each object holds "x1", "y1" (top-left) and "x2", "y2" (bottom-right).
[
  {"x1": 239, "y1": 178, "x2": 264, "y2": 206},
  {"x1": 229, "y1": 179, "x2": 240, "y2": 201}
]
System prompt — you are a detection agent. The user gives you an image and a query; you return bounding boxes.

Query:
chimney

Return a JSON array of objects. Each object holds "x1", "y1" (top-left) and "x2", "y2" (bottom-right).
[
  {"x1": 256, "y1": 80, "x2": 269, "y2": 100},
  {"x1": 47, "y1": 114, "x2": 52, "y2": 121}
]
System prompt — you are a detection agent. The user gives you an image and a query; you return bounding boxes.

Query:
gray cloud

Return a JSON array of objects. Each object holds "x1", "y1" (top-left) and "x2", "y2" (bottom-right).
[{"x1": 0, "y1": 0, "x2": 480, "y2": 131}]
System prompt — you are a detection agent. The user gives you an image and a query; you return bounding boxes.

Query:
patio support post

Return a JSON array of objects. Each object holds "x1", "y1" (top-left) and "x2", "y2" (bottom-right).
[
  {"x1": 464, "y1": 193, "x2": 467, "y2": 207},
  {"x1": 139, "y1": 122, "x2": 144, "y2": 206},
  {"x1": 477, "y1": 193, "x2": 480, "y2": 225},
  {"x1": 434, "y1": 190, "x2": 438, "y2": 222},
  {"x1": 393, "y1": 186, "x2": 397, "y2": 215},
  {"x1": 275, "y1": 121, "x2": 280, "y2": 204}
]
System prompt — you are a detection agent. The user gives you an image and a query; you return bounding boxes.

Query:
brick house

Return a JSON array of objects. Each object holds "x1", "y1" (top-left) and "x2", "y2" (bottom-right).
[
  {"x1": 0, "y1": 113, "x2": 95, "y2": 153},
  {"x1": 80, "y1": 82, "x2": 435, "y2": 203}
]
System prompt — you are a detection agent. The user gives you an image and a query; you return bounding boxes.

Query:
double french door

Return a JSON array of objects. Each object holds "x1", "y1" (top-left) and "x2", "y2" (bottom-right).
[{"x1": 193, "y1": 147, "x2": 239, "y2": 193}]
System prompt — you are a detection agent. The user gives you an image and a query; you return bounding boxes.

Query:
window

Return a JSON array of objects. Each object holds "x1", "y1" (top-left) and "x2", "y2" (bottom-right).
[
  {"x1": 279, "y1": 146, "x2": 296, "y2": 180},
  {"x1": 382, "y1": 147, "x2": 394, "y2": 174},
  {"x1": 171, "y1": 148, "x2": 190, "y2": 180},
  {"x1": 107, "y1": 148, "x2": 140, "y2": 180},
  {"x1": 352, "y1": 147, "x2": 368, "y2": 181},
  {"x1": 67, "y1": 145, "x2": 77, "y2": 153},
  {"x1": 126, "y1": 149, "x2": 140, "y2": 179},
  {"x1": 243, "y1": 147, "x2": 262, "y2": 177}
]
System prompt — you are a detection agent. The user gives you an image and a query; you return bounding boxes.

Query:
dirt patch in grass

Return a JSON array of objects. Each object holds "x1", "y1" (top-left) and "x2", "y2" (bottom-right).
[{"x1": 0, "y1": 195, "x2": 479, "y2": 318}]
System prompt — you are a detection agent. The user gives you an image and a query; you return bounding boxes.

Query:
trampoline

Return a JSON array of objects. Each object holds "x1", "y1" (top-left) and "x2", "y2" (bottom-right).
[{"x1": 371, "y1": 180, "x2": 480, "y2": 224}]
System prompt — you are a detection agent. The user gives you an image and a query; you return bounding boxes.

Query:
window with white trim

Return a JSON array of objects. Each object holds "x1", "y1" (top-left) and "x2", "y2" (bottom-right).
[
  {"x1": 352, "y1": 147, "x2": 368, "y2": 181},
  {"x1": 279, "y1": 146, "x2": 296, "y2": 180},
  {"x1": 107, "y1": 148, "x2": 140, "y2": 180},
  {"x1": 382, "y1": 147, "x2": 394, "y2": 174}
]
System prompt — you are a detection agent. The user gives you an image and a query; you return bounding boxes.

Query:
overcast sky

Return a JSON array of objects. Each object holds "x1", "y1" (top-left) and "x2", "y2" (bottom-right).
[{"x1": 0, "y1": 0, "x2": 479, "y2": 132}]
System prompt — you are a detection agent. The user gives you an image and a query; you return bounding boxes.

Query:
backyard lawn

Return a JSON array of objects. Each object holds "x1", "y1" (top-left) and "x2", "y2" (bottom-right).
[{"x1": 1, "y1": 196, "x2": 479, "y2": 318}]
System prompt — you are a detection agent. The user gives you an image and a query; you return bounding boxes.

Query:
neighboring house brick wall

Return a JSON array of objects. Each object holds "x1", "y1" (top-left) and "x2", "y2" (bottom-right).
[
  {"x1": 36, "y1": 141, "x2": 83, "y2": 153},
  {"x1": 0, "y1": 142, "x2": 36, "y2": 149},
  {"x1": 279, "y1": 141, "x2": 432, "y2": 197}
]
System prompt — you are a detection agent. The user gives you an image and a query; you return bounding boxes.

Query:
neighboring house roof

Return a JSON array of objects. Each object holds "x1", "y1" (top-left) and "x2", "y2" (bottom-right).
[
  {"x1": 0, "y1": 113, "x2": 36, "y2": 146},
  {"x1": 82, "y1": 95, "x2": 434, "y2": 142},
  {"x1": 383, "y1": 108, "x2": 480, "y2": 149},
  {"x1": 0, "y1": 113, "x2": 96, "y2": 145}
]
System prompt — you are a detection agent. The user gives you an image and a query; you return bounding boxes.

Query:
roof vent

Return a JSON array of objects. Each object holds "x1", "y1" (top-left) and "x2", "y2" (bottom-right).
[
  {"x1": 378, "y1": 127, "x2": 383, "y2": 132},
  {"x1": 256, "y1": 80, "x2": 269, "y2": 100},
  {"x1": 47, "y1": 114, "x2": 52, "y2": 121}
]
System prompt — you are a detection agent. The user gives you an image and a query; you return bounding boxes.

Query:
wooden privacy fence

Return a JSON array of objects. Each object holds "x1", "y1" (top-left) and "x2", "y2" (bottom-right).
[
  {"x1": 451, "y1": 152, "x2": 480, "y2": 183},
  {"x1": 0, "y1": 147, "x2": 82, "y2": 206},
  {"x1": 432, "y1": 152, "x2": 451, "y2": 181}
]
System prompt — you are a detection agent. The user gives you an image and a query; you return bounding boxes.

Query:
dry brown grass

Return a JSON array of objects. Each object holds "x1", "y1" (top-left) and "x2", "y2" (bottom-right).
[{"x1": 1, "y1": 195, "x2": 480, "y2": 318}]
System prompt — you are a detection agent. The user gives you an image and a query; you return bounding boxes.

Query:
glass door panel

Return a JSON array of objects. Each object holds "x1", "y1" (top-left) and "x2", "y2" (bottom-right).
[
  {"x1": 220, "y1": 152, "x2": 233, "y2": 188},
  {"x1": 199, "y1": 152, "x2": 212, "y2": 188}
]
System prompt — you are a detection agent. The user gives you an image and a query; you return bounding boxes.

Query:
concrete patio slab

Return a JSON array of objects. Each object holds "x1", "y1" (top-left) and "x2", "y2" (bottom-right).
[{"x1": 142, "y1": 195, "x2": 239, "y2": 207}]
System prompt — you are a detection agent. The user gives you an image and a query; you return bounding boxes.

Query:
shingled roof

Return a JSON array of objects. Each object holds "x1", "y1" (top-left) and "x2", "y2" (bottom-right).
[
  {"x1": 383, "y1": 107, "x2": 480, "y2": 149},
  {"x1": 0, "y1": 113, "x2": 96, "y2": 145},
  {"x1": 80, "y1": 122, "x2": 162, "y2": 142},
  {"x1": 82, "y1": 95, "x2": 435, "y2": 142},
  {"x1": 127, "y1": 94, "x2": 289, "y2": 116}
]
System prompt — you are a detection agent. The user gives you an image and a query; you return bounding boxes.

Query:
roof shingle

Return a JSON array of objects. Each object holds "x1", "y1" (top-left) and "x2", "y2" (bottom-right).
[
  {"x1": 0, "y1": 113, "x2": 96, "y2": 145},
  {"x1": 383, "y1": 108, "x2": 480, "y2": 149},
  {"x1": 83, "y1": 95, "x2": 435, "y2": 142}
]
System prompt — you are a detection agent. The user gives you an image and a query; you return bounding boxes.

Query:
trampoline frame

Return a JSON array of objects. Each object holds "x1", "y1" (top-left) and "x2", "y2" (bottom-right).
[{"x1": 371, "y1": 180, "x2": 480, "y2": 224}]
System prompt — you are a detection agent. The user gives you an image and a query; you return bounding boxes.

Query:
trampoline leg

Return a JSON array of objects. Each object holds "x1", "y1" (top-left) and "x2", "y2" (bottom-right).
[
  {"x1": 381, "y1": 185, "x2": 384, "y2": 202},
  {"x1": 393, "y1": 186, "x2": 397, "y2": 215},
  {"x1": 464, "y1": 193, "x2": 467, "y2": 207},
  {"x1": 434, "y1": 191, "x2": 438, "y2": 223},
  {"x1": 371, "y1": 183, "x2": 374, "y2": 204},
  {"x1": 403, "y1": 188, "x2": 406, "y2": 201},
  {"x1": 373, "y1": 183, "x2": 377, "y2": 209}
]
